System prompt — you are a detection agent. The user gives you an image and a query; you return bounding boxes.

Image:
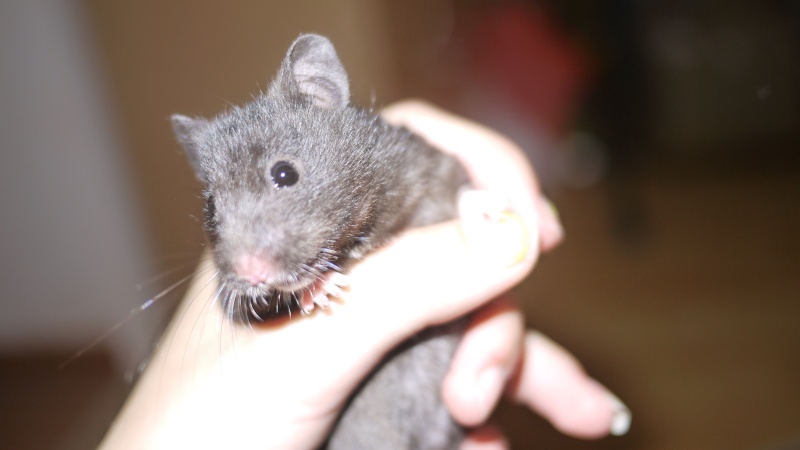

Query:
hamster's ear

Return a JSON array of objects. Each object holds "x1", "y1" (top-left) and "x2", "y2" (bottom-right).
[
  {"x1": 171, "y1": 114, "x2": 209, "y2": 181},
  {"x1": 271, "y1": 34, "x2": 350, "y2": 109}
]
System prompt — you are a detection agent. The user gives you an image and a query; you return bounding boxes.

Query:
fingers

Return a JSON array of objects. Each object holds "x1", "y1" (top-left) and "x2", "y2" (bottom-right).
[
  {"x1": 344, "y1": 190, "x2": 537, "y2": 341},
  {"x1": 381, "y1": 100, "x2": 564, "y2": 252},
  {"x1": 443, "y1": 294, "x2": 523, "y2": 427},
  {"x1": 439, "y1": 295, "x2": 631, "y2": 439},
  {"x1": 535, "y1": 195, "x2": 564, "y2": 252},
  {"x1": 508, "y1": 331, "x2": 631, "y2": 438},
  {"x1": 382, "y1": 100, "x2": 538, "y2": 224},
  {"x1": 460, "y1": 424, "x2": 509, "y2": 450},
  {"x1": 381, "y1": 102, "x2": 630, "y2": 440}
]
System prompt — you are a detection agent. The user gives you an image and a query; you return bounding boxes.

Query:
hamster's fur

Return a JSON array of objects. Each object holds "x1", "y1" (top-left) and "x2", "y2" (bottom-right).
[{"x1": 172, "y1": 34, "x2": 470, "y2": 449}]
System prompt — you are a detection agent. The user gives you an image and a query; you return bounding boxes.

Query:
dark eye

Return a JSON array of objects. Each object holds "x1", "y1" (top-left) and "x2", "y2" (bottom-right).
[
  {"x1": 270, "y1": 161, "x2": 299, "y2": 188},
  {"x1": 203, "y1": 194, "x2": 220, "y2": 244}
]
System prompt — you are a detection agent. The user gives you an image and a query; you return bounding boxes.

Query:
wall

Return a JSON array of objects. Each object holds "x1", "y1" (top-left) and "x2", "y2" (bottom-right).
[{"x1": 0, "y1": 1, "x2": 154, "y2": 366}]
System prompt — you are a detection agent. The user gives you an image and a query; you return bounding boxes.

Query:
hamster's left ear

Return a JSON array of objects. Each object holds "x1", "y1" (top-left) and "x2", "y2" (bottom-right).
[{"x1": 271, "y1": 33, "x2": 350, "y2": 109}]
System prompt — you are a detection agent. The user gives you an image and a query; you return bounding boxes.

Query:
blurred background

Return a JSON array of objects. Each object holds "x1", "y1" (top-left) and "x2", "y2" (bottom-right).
[{"x1": 1, "y1": 1, "x2": 798, "y2": 448}]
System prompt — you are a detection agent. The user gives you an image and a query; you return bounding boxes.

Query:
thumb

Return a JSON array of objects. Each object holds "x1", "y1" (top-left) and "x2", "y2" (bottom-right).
[{"x1": 344, "y1": 190, "x2": 539, "y2": 336}]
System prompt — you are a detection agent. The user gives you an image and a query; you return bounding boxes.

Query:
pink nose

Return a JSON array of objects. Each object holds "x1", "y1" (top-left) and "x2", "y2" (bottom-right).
[{"x1": 234, "y1": 254, "x2": 274, "y2": 286}]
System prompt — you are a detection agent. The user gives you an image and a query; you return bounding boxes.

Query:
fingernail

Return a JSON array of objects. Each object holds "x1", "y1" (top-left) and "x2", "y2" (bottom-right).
[
  {"x1": 606, "y1": 392, "x2": 631, "y2": 436},
  {"x1": 543, "y1": 197, "x2": 560, "y2": 223},
  {"x1": 459, "y1": 190, "x2": 532, "y2": 268},
  {"x1": 538, "y1": 196, "x2": 564, "y2": 244},
  {"x1": 476, "y1": 366, "x2": 505, "y2": 412}
]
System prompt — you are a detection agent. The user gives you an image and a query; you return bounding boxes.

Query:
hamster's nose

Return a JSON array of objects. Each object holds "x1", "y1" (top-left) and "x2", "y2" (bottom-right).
[{"x1": 234, "y1": 254, "x2": 274, "y2": 286}]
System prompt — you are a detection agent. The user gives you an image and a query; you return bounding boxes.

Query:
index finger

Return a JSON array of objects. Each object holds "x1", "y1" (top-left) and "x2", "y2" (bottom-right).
[{"x1": 381, "y1": 100, "x2": 563, "y2": 251}]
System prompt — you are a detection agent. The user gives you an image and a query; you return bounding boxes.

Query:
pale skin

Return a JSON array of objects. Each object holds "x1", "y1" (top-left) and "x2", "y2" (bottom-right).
[{"x1": 100, "y1": 101, "x2": 629, "y2": 450}]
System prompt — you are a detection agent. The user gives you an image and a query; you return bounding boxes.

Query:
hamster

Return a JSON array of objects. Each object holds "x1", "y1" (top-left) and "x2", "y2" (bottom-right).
[{"x1": 172, "y1": 34, "x2": 470, "y2": 449}]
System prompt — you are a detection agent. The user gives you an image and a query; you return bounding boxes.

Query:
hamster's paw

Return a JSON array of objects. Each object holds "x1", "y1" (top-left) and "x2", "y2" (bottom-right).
[{"x1": 302, "y1": 272, "x2": 350, "y2": 313}]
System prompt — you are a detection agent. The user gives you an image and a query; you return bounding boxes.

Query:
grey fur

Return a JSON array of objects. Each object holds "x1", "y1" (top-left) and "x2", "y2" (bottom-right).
[{"x1": 172, "y1": 34, "x2": 470, "y2": 449}]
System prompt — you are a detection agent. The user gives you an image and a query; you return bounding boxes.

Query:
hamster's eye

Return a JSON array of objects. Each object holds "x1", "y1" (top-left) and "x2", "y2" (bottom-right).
[
  {"x1": 203, "y1": 194, "x2": 220, "y2": 244},
  {"x1": 270, "y1": 161, "x2": 299, "y2": 188}
]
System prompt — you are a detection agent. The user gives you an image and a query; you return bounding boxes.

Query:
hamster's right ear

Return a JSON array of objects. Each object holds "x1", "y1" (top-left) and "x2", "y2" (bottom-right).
[
  {"x1": 271, "y1": 34, "x2": 350, "y2": 109},
  {"x1": 171, "y1": 114, "x2": 208, "y2": 181}
]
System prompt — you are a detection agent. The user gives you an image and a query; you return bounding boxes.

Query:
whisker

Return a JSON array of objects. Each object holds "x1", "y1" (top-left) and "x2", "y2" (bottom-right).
[
  {"x1": 256, "y1": 292, "x2": 271, "y2": 310},
  {"x1": 59, "y1": 266, "x2": 211, "y2": 370},
  {"x1": 248, "y1": 297, "x2": 264, "y2": 322},
  {"x1": 224, "y1": 288, "x2": 238, "y2": 345},
  {"x1": 155, "y1": 266, "x2": 219, "y2": 415},
  {"x1": 136, "y1": 259, "x2": 203, "y2": 291},
  {"x1": 182, "y1": 281, "x2": 226, "y2": 388},
  {"x1": 225, "y1": 289, "x2": 240, "y2": 369}
]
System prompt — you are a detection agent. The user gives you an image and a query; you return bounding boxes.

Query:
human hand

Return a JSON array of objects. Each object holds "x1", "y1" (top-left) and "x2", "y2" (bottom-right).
[
  {"x1": 384, "y1": 101, "x2": 630, "y2": 448},
  {"x1": 99, "y1": 100, "x2": 628, "y2": 450}
]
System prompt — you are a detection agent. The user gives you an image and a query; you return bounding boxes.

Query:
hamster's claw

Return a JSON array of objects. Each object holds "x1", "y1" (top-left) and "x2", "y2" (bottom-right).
[
  {"x1": 300, "y1": 291, "x2": 315, "y2": 314},
  {"x1": 325, "y1": 272, "x2": 350, "y2": 297},
  {"x1": 307, "y1": 273, "x2": 350, "y2": 312}
]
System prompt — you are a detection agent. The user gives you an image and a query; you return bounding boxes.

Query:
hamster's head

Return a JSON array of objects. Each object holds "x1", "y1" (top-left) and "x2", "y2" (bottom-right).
[{"x1": 171, "y1": 34, "x2": 384, "y2": 312}]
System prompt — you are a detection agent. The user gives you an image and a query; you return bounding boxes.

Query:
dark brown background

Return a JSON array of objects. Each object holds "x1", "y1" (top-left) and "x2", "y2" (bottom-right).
[{"x1": 1, "y1": 1, "x2": 798, "y2": 449}]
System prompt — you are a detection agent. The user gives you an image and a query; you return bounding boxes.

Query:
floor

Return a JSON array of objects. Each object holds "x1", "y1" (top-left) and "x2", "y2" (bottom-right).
[
  {"x1": 1, "y1": 154, "x2": 798, "y2": 449},
  {"x1": 497, "y1": 154, "x2": 800, "y2": 449},
  {"x1": 0, "y1": 351, "x2": 126, "y2": 450}
]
